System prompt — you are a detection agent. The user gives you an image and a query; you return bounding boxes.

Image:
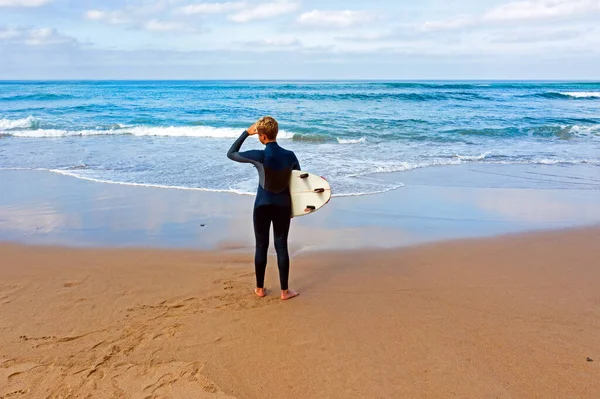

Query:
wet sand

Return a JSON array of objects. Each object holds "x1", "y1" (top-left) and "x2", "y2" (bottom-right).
[
  {"x1": 1, "y1": 227, "x2": 599, "y2": 398},
  {"x1": 2, "y1": 165, "x2": 600, "y2": 251}
]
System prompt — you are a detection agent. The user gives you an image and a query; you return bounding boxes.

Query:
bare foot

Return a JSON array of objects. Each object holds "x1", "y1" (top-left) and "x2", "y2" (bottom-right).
[
  {"x1": 281, "y1": 289, "x2": 299, "y2": 300},
  {"x1": 254, "y1": 288, "x2": 266, "y2": 298}
]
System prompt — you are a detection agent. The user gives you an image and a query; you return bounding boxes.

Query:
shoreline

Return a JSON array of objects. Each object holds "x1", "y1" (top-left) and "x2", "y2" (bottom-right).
[
  {"x1": 2, "y1": 163, "x2": 600, "y2": 251},
  {"x1": 1, "y1": 226, "x2": 599, "y2": 398}
]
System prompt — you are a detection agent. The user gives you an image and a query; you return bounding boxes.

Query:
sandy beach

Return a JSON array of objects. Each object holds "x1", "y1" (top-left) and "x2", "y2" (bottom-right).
[
  {"x1": 1, "y1": 167, "x2": 599, "y2": 398},
  {"x1": 1, "y1": 226, "x2": 599, "y2": 398}
]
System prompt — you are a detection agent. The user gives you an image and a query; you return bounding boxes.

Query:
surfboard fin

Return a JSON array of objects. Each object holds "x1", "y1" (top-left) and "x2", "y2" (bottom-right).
[
  {"x1": 305, "y1": 206, "x2": 316, "y2": 212},
  {"x1": 300, "y1": 173, "x2": 309, "y2": 179},
  {"x1": 314, "y1": 188, "x2": 325, "y2": 193}
]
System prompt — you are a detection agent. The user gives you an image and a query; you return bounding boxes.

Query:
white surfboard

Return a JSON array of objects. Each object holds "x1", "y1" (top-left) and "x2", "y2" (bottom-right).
[{"x1": 289, "y1": 170, "x2": 332, "y2": 217}]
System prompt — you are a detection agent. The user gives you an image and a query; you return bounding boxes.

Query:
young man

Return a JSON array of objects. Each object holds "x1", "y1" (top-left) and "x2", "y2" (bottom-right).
[{"x1": 227, "y1": 116, "x2": 300, "y2": 300}]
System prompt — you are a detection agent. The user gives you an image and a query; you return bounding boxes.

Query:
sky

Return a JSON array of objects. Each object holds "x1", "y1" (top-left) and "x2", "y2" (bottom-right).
[{"x1": 1, "y1": 0, "x2": 599, "y2": 79}]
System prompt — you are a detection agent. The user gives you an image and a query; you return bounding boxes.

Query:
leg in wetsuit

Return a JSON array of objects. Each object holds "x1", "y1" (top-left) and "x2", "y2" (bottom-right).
[{"x1": 253, "y1": 205, "x2": 291, "y2": 290}]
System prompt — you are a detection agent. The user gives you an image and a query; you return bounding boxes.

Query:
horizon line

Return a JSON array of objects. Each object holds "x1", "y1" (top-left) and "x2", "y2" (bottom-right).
[{"x1": 1, "y1": 79, "x2": 599, "y2": 82}]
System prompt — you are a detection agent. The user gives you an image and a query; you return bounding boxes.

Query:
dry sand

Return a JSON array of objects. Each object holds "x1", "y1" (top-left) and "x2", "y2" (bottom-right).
[{"x1": 1, "y1": 227, "x2": 599, "y2": 398}]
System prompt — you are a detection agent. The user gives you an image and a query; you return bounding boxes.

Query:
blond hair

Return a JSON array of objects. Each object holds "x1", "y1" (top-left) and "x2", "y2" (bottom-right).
[{"x1": 256, "y1": 116, "x2": 278, "y2": 140}]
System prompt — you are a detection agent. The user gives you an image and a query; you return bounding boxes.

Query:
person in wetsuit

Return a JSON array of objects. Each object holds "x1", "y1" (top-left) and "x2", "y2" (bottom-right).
[{"x1": 227, "y1": 116, "x2": 300, "y2": 300}]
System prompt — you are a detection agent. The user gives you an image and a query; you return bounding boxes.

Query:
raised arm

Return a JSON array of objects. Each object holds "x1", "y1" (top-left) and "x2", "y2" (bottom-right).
[{"x1": 227, "y1": 130, "x2": 263, "y2": 166}]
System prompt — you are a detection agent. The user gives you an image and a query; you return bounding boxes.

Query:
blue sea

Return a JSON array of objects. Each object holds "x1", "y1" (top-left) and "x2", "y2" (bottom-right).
[{"x1": 1, "y1": 81, "x2": 599, "y2": 196}]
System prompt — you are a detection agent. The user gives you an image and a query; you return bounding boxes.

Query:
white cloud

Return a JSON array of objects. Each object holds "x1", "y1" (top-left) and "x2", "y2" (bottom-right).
[
  {"x1": 244, "y1": 37, "x2": 302, "y2": 47},
  {"x1": 483, "y1": 0, "x2": 600, "y2": 21},
  {"x1": 0, "y1": 0, "x2": 52, "y2": 7},
  {"x1": 261, "y1": 38, "x2": 300, "y2": 46},
  {"x1": 85, "y1": 8, "x2": 192, "y2": 33},
  {"x1": 82, "y1": 1, "x2": 299, "y2": 32},
  {"x1": 26, "y1": 28, "x2": 62, "y2": 45},
  {"x1": 85, "y1": 10, "x2": 129, "y2": 25},
  {"x1": 228, "y1": 1, "x2": 299, "y2": 22},
  {"x1": 144, "y1": 19, "x2": 187, "y2": 32},
  {"x1": 491, "y1": 27, "x2": 588, "y2": 43},
  {"x1": 422, "y1": 0, "x2": 600, "y2": 32},
  {"x1": 180, "y1": 2, "x2": 244, "y2": 15},
  {"x1": 421, "y1": 16, "x2": 473, "y2": 32},
  {"x1": 0, "y1": 26, "x2": 78, "y2": 46},
  {"x1": 298, "y1": 10, "x2": 375, "y2": 28},
  {"x1": 334, "y1": 31, "x2": 397, "y2": 43},
  {"x1": 0, "y1": 27, "x2": 21, "y2": 39}
]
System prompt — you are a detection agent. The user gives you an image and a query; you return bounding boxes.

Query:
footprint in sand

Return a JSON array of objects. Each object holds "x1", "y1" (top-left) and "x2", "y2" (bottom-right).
[
  {"x1": 127, "y1": 299, "x2": 200, "y2": 318},
  {"x1": 19, "y1": 334, "x2": 91, "y2": 349},
  {"x1": 234, "y1": 271, "x2": 255, "y2": 278},
  {"x1": 19, "y1": 335, "x2": 56, "y2": 342},
  {"x1": 0, "y1": 284, "x2": 23, "y2": 305},
  {"x1": 0, "y1": 361, "x2": 37, "y2": 398},
  {"x1": 140, "y1": 362, "x2": 222, "y2": 396},
  {"x1": 0, "y1": 389, "x2": 29, "y2": 398}
]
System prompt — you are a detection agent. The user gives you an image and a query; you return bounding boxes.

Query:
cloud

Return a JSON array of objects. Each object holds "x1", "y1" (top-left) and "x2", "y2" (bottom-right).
[
  {"x1": 180, "y1": 2, "x2": 244, "y2": 15},
  {"x1": 421, "y1": 16, "x2": 473, "y2": 32},
  {"x1": 83, "y1": 1, "x2": 299, "y2": 31},
  {"x1": 242, "y1": 37, "x2": 302, "y2": 49},
  {"x1": 335, "y1": 32, "x2": 389, "y2": 42},
  {"x1": 25, "y1": 28, "x2": 74, "y2": 45},
  {"x1": 483, "y1": 0, "x2": 600, "y2": 22},
  {"x1": 491, "y1": 27, "x2": 589, "y2": 43},
  {"x1": 0, "y1": 26, "x2": 78, "y2": 46},
  {"x1": 144, "y1": 19, "x2": 187, "y2": 32},
  {"x1": 298, "y1": 10, "x2": 376, "y2": 28},
  {"x1": 3, "y1": 35, "x2": 600, "y2": 80},
  {"x1": 85, "y1": 7, "x2": 196, "y2": 33},
  {"x1": 0, "y1": 0, "x2": 52, "y2": 7},
  {"x1": 85, "y1": 9, "x2": 129, "y2": 25},
  {"x1": 0, "y1": 27, "x2": 21, "y2": 39},
  {"x1": 228, "y1": 1, "x2": 299, "y2": 22},
  {"x1": 422, "y1": 0, "x2": 600, "y2": 32},
  {"x1": 258, "y1": 37, "x2": 301, "y2": 46}
]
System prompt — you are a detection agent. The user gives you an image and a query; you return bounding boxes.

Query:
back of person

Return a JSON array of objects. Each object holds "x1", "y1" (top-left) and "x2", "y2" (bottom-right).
[
  {"x1": 227, "y1": 116, "x2": 300, "y2": 301},
  {"x1": 258, "y1": 142, "x2": 299, "y2": 208}
]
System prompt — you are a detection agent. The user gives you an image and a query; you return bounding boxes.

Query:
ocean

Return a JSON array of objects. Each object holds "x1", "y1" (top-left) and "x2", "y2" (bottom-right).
[{"x1": 1, "y1": 81, "x2": 599, "y2": 196}]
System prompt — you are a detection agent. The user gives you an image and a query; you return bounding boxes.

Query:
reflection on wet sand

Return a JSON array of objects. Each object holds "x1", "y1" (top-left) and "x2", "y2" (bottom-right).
[
  {"x1": 1, "y1": 164, "x2": 599, "y2": 250},
  {"x1": 474, "y1": 189, "x2": 600, "y2": 224}
]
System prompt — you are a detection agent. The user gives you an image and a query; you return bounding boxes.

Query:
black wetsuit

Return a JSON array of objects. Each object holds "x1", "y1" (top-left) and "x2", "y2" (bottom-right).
[{"x1": 227, "y1": 131, "x2": 300, "y2": 290}]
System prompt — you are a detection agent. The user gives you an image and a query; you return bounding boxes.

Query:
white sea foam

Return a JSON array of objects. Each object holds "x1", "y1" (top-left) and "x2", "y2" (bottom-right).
[
  {"x1": 9, "y1": 129, "x2": 116, "y2": 137},
  {"x1": 0, "y1": 116, "x2": 37, "y2": 130},
  {"x1": 3, "y1": 125, "x2": 294, "y2": 139},
  {"x1": 559, "y1": 92, "x2": 600, "y2": 99},
  {"x1": 49, "y1": 168, "x2": 401, "y2": 198},
  {"x1": 3, "y1": 153, "x2": 597, "y2": 200},
  {"x1": 528, "y1": 158, "x2": 598, "y2": 165},
  {"x1": 47, "y1": 169, "x2": 256, "y2": 195},
  {"x1": 344, "y1": 159, "x2": 463, "y2": 178},
  {"x1": 454, "y1": 152, "x2": 491, "y2": 161},
  {"x1": 569, "y1": 125, "x2": 600, "y2": 136},
  {"x1": 337, "y1": 136, "x2": 366, "y2": 144},
  {"x1": 127, "y1": 126, "x2": 293, "y2": 139},
  {"x1": 331, "y1": 183, "x2": 405, "y2": 197}
]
